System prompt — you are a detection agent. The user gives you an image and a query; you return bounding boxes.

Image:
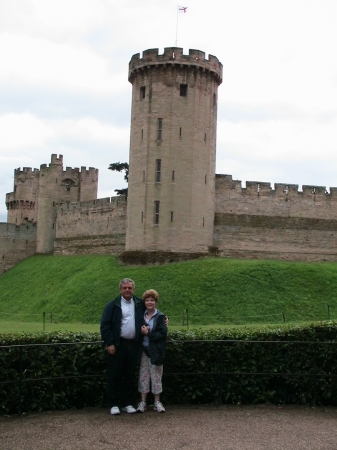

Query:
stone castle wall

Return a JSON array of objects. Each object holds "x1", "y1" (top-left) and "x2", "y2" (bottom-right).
[
  {"x1": 2, "y1": 169, "x2": 337, "y2": 270},
  {"x1": 0, "y1": 222, "x2": 36, "y2": 273},
  {"x1": 54, "y1": 196, "x2": 126, "y2": 255},
  {"x1": 213, "y1": 175, "x2": 337, "y2": 261}
]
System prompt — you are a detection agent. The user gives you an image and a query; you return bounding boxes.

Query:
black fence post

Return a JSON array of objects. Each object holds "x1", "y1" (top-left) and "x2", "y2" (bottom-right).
[
  {"x1": 186, "y1": 309, "x2": 189, "y2": 330},
  {"x1": 327, "y1": 304, "x2": 330, "y2": 320},
  {"x1": 282, "y1": 312, "x2": 286, "y2": 323},
  {"x1": 218, "y1": 341, "x2": 224, "y2": 404},
  {"x1": 313, "y1": 344, "x2": 317, "y2": 407},
  {"x1": 43, "y1": 312, "x2": 46, "y2": 331},
  {"x1": 18, "y1": 346, "x2": 23, "y2": 416}
]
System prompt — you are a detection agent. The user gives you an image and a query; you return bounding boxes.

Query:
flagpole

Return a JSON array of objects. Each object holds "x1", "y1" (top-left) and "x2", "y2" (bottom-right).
[{"x1": 175, "y1": 5, "x2": 179, "y2": 46}]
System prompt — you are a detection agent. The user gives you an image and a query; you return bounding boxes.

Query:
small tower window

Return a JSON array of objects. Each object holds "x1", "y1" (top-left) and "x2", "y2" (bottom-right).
[
  {"x1": 179, "y1": 127, "x2": 182, "y2": 138},
  {"x1": 170, "y1": 211, "x2": 174, "y2": 222},
  {"x1": 156, "y1": 159, "x2": 161, "y2": 182},
  {"x1": 154, "y1": 201, "x2": 160, "y2": 224},
  {"x1": 141, "y1": 211, "x2": 144, "y2": 223},
  {"x1": 140, "y1": 86, "x2": 146, "y2": 99},
  {"x1": 143, "y1": 171, "x2": 145, "y2": 182},
  {"x1": 180, "y1": 84, "x2": 188, "y2": 97},
  {"x1": 157, "y1": 118, "x2": 163, "y2": 140},
  {"x1": 204, "y1": 133, "x2": 207, "y2": 141},
  {"x1": 213, "y1": 93, "x2": 217, "y2": 106},
  {"x1": 205, "y1": 174, "x2": 207, "y2": 184},
  {"x1": 172, "y1": 170, "x2": 175, "y2": 181}
]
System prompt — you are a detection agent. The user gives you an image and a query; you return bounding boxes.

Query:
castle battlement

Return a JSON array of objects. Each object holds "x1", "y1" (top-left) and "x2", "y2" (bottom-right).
[
  {"x1": 57, "y1": 196, "x2": 126, "y2": 212},
  {"x1": 216, "y1": 174, "x2": 337, "y2": 198},
  {"x1": 14, "y1": 167, "x2": 39, "y2": 175},
  {"x1": 37, "y1": 156, "x2": 98, "y2": 183},
  {"x1": 40, "y1": 154, "x2": 63, "y2": 172},
  {"x1": 80, "y1": 167, "x2": 98, "y2": 177},
  {"x1": 14, "y1": 167, "x2": 39, "y2": 176},
  {"x1": 51, "y1": 154, "x2": 63, "y2": 165},
  {"x1": 5, "y1": 198, "x2": 35, "y2": 211},
  {"x1": 129, "y1": 47, "x2": 223, "y2": 84}
]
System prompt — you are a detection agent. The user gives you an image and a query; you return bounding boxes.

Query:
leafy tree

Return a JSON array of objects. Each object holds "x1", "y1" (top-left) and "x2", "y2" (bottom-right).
[{"x1": 108, "y1": 162, "x2": 129, "y2": 197}]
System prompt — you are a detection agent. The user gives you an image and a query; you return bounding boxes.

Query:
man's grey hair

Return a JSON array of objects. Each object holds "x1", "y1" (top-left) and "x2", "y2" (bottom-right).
[{"x1": 119, "y1": 278, "x2": 135, "y2": 289}]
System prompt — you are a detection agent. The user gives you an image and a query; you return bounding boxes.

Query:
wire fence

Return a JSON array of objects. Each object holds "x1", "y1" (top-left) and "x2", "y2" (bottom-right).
[{"x1": 0, "y1": 304, "x2": 336, "y2": 331}]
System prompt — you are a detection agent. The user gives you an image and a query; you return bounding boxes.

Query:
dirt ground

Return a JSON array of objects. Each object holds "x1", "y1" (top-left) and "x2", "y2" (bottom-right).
[{"x1": 1, "y1": 404, "x2": 337, "y2": 450}]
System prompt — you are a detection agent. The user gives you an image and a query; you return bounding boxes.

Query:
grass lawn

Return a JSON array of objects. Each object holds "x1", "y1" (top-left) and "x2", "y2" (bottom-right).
[{"x1": 1, "y1": 255, "x2": 337, "y2": 332}]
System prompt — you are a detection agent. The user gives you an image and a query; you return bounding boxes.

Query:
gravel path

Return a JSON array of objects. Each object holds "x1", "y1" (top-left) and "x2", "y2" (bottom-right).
[{"x1": 1, "y1": 404, "x2": 337, "y2": 450}]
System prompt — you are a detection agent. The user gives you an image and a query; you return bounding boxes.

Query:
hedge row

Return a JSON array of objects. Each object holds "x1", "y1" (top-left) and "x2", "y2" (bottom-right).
[{"x1": 1, "y1": 322, "x2": 337, "y2": 415}]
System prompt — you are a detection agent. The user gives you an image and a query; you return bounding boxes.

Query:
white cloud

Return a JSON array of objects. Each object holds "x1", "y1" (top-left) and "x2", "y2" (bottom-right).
[
  {"x1": 0, "y1": 113, "x2": 54, "y2": 151},
  {"x1": 1, "y1": 0, "x2": 337, "y2": 219},
  {"x1": 0, "y1": 33, "x2": 126, "y2": 94}
]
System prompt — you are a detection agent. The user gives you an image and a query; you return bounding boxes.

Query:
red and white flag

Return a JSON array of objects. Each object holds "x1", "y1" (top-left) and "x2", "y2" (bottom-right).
[{"x1": 178, "y1": 6, "x2": 188, "y2": 13}]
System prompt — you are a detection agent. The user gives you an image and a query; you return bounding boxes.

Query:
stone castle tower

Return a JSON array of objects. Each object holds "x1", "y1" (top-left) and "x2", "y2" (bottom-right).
[
  {"x1": 126, "y1": 47, "x2": 222, "y2": 253},
  {"x1": 6, "y1": 154, "x2": 98, "y2": 254}
]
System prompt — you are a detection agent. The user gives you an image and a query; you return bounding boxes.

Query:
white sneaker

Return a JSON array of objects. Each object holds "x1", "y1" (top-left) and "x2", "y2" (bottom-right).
[
  {"x1": 153, "y1": 401, "x2": 165, "y2": 413},
  {"x1": 136, "y1": 401, "x2": 147, "y2": 413},
  {"x1": 110, "y1": 406, "x2": 120, "y2": 415},
  {"x1": 122, "y1": 405, "x2": 137, "y2": 414}
]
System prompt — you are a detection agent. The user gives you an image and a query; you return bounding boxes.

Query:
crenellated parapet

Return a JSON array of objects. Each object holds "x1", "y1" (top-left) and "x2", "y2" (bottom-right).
[
  {"x1": 57, "y1": 196, "x2": 126, "y2": 213},
  {"x1": 14, "y1": 166, "x2": 39, "y2": 177},
  {"x1": 215, "y1": 174, "x2": 337, "y2": 220},
  {"x1": 129, "y1": 47, "x2": 223, "y2": 84},
  {"x1": 216, "y1": 174, "x2": 337, "y2": 198},
  {"x1": 5, "y1": 199, "x2": 35, "y2": 212}
]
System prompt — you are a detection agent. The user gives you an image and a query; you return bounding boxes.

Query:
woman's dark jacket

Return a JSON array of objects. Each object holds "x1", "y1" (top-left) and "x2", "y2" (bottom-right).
[{"x1": 144, "y1": 311, "x2": 167, "y2": 366}]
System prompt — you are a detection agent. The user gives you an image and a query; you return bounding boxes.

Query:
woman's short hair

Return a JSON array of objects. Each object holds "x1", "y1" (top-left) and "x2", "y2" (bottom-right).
[{"x1": 142, "y1": 289, "x2": 159, "y2": 303}]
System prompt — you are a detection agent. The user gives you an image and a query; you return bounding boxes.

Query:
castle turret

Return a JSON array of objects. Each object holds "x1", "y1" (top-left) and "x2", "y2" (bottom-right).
[
  {"x1": 126, "y1": 47, "x2": 222, "y2": 253},
  {"x1": 6, "y1": 167, "x2": 39, "y2": 225},
  {"x1": 35, "y1": 154, "x2": 98, "y2": 253}
]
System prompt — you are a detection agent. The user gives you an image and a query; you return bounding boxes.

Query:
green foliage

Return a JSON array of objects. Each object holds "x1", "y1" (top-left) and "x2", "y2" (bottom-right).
[
  {"x1": 108, "y1": 161, "x2": 128, "y2": 196},
  {"x1": 1, "y1": 256, "x2": 337, "y2": 328},
  {"x1": 0, "y1": 332, "x2": 106, "y2": 414},
  {"x1": 1, "y1": 323, "x2": 337, "y2": 414}
]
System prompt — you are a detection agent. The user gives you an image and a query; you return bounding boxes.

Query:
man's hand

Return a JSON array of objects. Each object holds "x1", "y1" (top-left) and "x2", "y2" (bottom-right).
[
  {"x1": 165, "y1": 316, "x2": 169, "y2": 327},
  {"x1": 107, "y1": 345, "x2": 116, "y2": 355}
]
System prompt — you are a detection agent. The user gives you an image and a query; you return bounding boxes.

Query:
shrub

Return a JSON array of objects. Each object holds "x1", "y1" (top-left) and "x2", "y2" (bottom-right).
[{"x1": 1, "y1": 322, "x2": 337, "y2": 415}]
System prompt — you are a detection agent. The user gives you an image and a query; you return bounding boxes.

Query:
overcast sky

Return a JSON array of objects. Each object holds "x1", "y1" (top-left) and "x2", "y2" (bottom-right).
[{"x1": 1, "y1": 0, "x2": 337, "y2": 222}]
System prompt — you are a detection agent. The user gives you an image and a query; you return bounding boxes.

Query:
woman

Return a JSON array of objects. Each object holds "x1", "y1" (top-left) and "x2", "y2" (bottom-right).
[{"x1": 136, "y1": 289, "x2": 167, "y2": 413}]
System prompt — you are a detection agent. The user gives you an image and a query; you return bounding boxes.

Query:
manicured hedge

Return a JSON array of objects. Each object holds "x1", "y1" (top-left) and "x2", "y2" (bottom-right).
[{"x1": 1, "y1": 322, "x2": 337, "y2": 415}]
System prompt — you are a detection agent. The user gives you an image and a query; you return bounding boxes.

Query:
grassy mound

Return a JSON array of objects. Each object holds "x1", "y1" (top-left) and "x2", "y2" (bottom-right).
[{"x1": 0, "y1": 255, "x2": 337, "y2": 326}]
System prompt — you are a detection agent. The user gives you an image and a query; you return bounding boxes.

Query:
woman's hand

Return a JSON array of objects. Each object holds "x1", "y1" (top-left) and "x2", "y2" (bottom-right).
[{"x1": 141, "y1": 325, "x2": 149, "y2": 335}]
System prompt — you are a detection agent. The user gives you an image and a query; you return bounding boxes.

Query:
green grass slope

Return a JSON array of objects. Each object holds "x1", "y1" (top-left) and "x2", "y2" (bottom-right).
[{"x1": 1, "y1": 255, "x2": 337, "y2": 326}]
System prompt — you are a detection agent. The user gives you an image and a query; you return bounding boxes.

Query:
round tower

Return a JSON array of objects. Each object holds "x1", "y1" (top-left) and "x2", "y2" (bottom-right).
[
  {"x1": 6, "y1": 167, "x2": 39, "y2": 225},
  {"x1": 126, "y1": 47, "x2": 222, "y2": 253}
]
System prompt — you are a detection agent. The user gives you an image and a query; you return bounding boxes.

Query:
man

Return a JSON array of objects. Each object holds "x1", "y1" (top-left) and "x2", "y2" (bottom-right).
[{"x1": 100, "y1": 278, "x2": 143, "y2": 415}]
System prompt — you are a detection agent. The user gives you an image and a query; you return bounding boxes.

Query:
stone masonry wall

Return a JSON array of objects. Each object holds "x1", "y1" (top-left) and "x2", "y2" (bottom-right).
[
  {"x1": 214, "y1": 175, "x2": 337, "y2": 261},
  {"x1": 0, "y1": 222, "x2": 36, "y2": 274},
  {"x1": 54, "y1": 197, "x2": 126, "y2": 255},
  {"x1": 215, "y1": 174, "x2": 337, "y2": 219}
]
